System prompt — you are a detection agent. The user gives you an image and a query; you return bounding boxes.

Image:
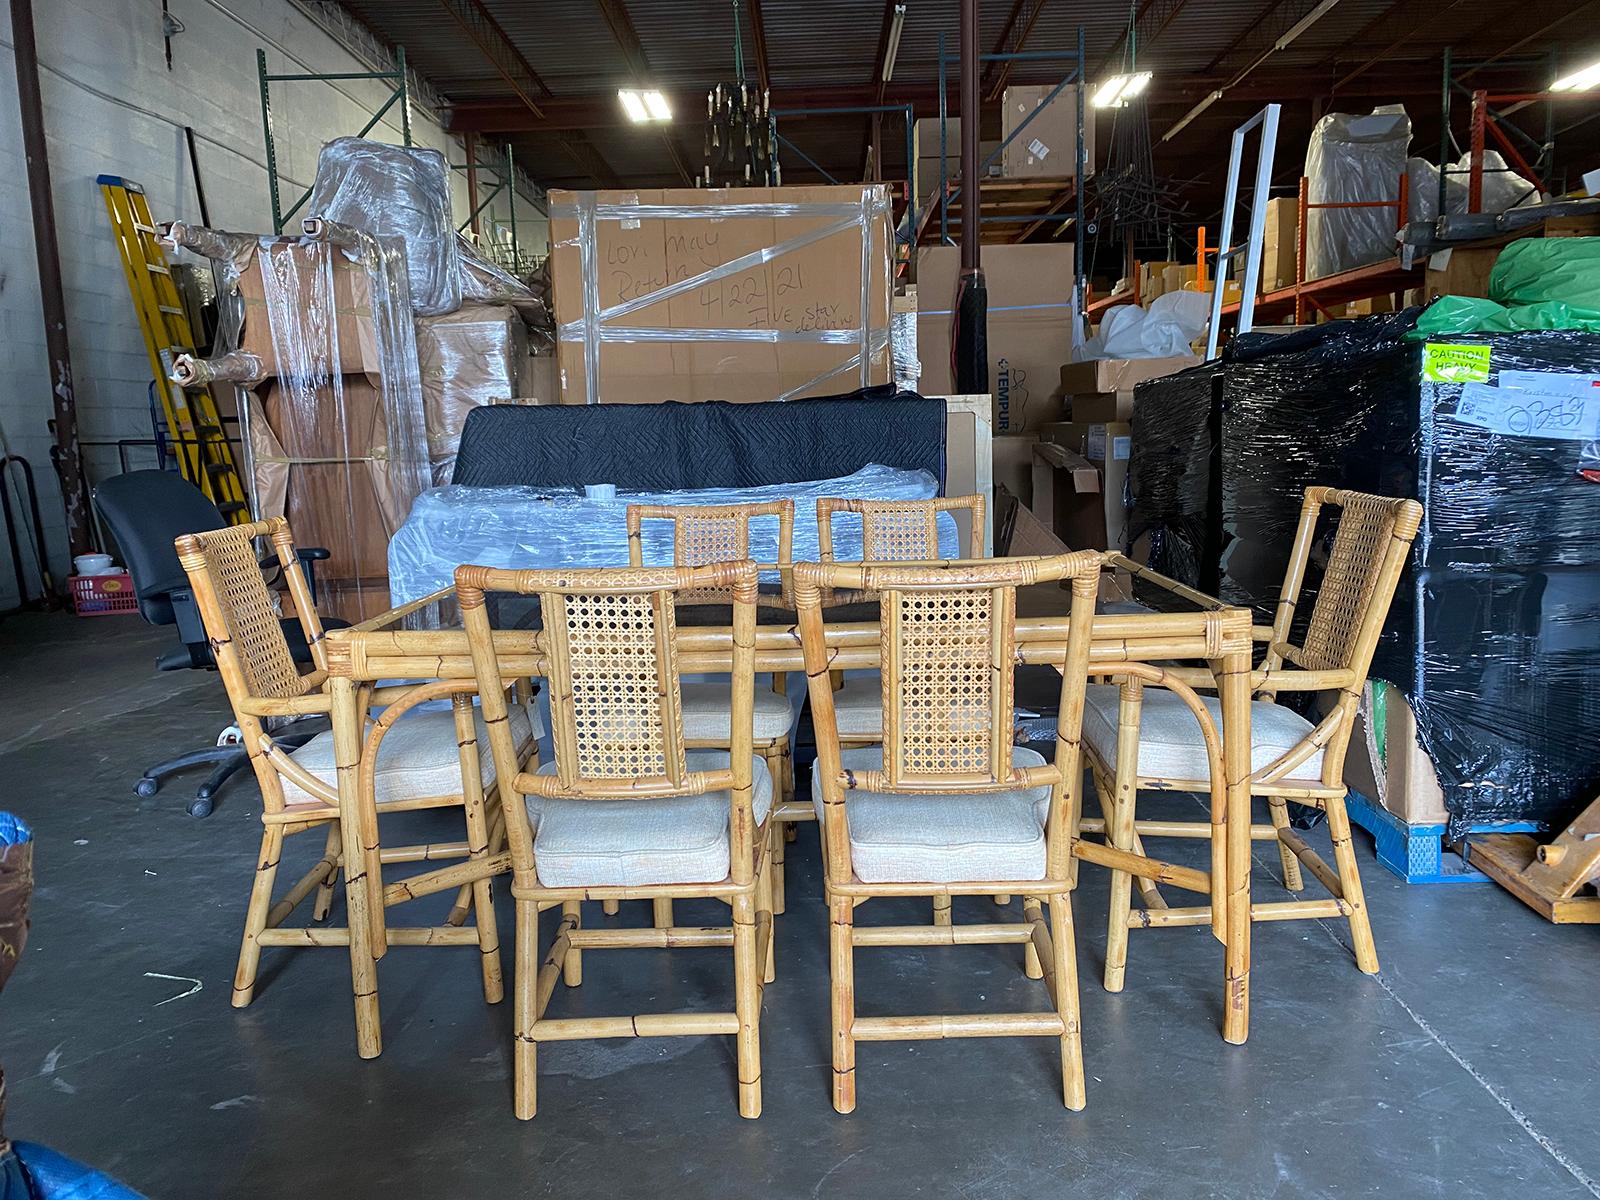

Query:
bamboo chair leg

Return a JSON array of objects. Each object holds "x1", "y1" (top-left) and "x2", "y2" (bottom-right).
[
  {"x1": 653, "y1": 899, "x2": 674, "y2": 929},
  {"x1": 1128, "y1": 830, "x2": 1165, "y2": 911},
  {"x1": 513, "y1": 898, "x2": 538, "y2": 1120},
  {"x1": 829, "y1": 895, "x2": 856, "y2": 1114},
  {"x1": 1103, "y1": 685, "x2": 1143, "y2": 993},
  {"x1": 562, "y1": 900, "x2": 583, "y2": 987},
  {"x1": 733, "y1": 891, "x2": 762, "y2": 1119},
  {"x1": 602, "y1": 899, "x2": 620, "y2": 916},
  {"x1": 932, "y1": 893, "x2": 952, "y2": 926},
  {"x1": 766, "y1": 746, "x2": 788, "y2": 915},
  {"x1": 758, "y1": 832, "x2": 777, "y2": 984},
  {"x1": 993, "y1": 894, "x2": 1012, "y2": 905},
  {"x1": 313, "y1": 823, "x2": 340, "y2": 922},
  {"x1": 1051, "y1": 892, "x2": 1086, "y2": 1111},
  {"x1": 233, "y1": 826, "x2": 285, "y2": 1008},
  {"x1": 463, "y1": 783, "x2": 504, "y2": 1004},
  {"x1": 1266, "y1": 796, "x2": 1305, "y2": 891},
  {"x1": 446, "y1": 882, "x2": 474, "y2": 927},
  {"x1": 1325, "y1": 795, "x2": 1379, "y2": 974},
  {"x1": 1023, "y1": 903, "x2": 1044, "y2": 980}
]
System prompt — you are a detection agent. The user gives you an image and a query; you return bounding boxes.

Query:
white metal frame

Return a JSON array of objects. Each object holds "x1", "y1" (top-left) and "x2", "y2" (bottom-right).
[{"x1": 1205, "y1": 104, "x2": 1281, "y2": 360}]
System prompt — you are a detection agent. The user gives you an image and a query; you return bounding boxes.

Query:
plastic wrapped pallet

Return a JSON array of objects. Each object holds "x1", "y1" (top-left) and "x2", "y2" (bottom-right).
[
  {"x1": 169, "y1": 220, "x2": 431, "y2": 623},
  {"x1": 415, "y1": 304, "x2": 532, "y2": 483},
  {"x1": 388, "y1": 464, "x2": 958, "y2": 605},
  {"x1": 1125, "y1": 360, "x2": 1224, "y2": 590},
  {"x1": 307, "y1": 137, "x2": 461, "y2": 315},
  {"x1": 1304, "y1": 106, "x2": 1411, "y2": 279},
  {"x1": 1219, "y1": 317, "x2": 1600, "y2": 832}
]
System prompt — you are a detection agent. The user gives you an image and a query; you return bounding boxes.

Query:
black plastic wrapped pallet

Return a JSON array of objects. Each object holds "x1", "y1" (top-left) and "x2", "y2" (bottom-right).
[
  {"x1": 1127, "y1": 361, "x2": 1225, "y2": 592},
  {"x1": 1219, "y1": 316, "x2": 1600, "y2": 831}
]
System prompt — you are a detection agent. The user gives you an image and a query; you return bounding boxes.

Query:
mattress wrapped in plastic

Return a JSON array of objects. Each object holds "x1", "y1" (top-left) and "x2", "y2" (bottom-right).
[
  {"x1": 388, "y1": 464, "x2": 959, "y2": 604},
  {"x1": 1218, "y1": 318, "x2": 1600, "y2": 830},
  {"x1": 307, "y1": 137, "x2": 460, "y2": 315}
]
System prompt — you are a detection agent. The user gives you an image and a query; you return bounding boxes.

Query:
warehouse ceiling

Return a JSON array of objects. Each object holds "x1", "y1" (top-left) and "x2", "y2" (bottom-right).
[{"x1": 335, "y1": 0, "x2": 1600, "y2": 251}]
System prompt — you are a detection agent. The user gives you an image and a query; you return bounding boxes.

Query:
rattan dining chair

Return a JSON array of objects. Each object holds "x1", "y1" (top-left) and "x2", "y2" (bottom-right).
[
  {"x1": 796, "y1": 553, "x2": 1099, "y2": 1113},
  {"x1": 1085, "y1": 487, "x2": 1423, "y2": 989},
  {"x1": 458, "y1": 559, "x2": 774, "y2": 1120},
  {"x1": 175, "y1": 518, "x2": 534, "y2": 1052},
  {"x1": 627, "y1": 500, "x2": 795, "y2": 924}
]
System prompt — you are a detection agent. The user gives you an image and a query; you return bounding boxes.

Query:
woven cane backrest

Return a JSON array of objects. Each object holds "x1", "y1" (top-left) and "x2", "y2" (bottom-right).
[
  {"x1": 544, "y1": 584, "x2": 688, "y2": 786},
  {"x1": 628, "y1": 501, "x2": 793, "y2": 603},
  {"x1": 1297, "y1": 490, "x2": 1421, "y2": 674},
  {"x1": 817, "y1": 494, "x2": 987, "y2": 564},
  {"x1": 177, "y1": 520, "x2": 308, "y2": 701}
]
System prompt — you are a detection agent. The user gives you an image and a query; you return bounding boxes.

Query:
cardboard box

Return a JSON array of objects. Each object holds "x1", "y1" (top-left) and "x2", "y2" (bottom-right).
[
  {"x1": 1424, "y1": 245, "x2": 1501, "y2": 301},
  {"x1": 548, "y1": 184, "x2": 892, "y2": 405},
  {"x1": 1058, "y1": 355, "x2": 1200, "y2": 423},
  {"x1": 1162, "y1": 264, "x2": 1197, "y2": 295},
  {"x1": 1031, "y1": 420, "x2": 1132, "y2": 550},
  {"x1": 1000, "y1": 85, "x2": 1094, "y2": 180},
  {"x1": 916, "y1": 242, "x2": 1074, "y2": 433},
  {"x1": 993, "y1": 433, "x2": 1039, "y2": 507},
  {"x1": 997, "y1": 486, "x2": 1071, "y2": 556},
  {"x1": 1138, "y1": 260, "x2": 1177, "y2": 303},
  {"x1": 237, "y1": 245, "x2": 382, "y2": 378},
  {"x1": 1261, "y1": 197, "x2": 1298, "y2": 291},
  {"x1": 1543, "y1": 214, "x2": 1600, "y2": 237},
  {"x1": 1341, "y1": 685, "x2": 1447, "y2": 826},
  {"x1": 913, "y1": 118, "x2": 1002, "y2": 203}
]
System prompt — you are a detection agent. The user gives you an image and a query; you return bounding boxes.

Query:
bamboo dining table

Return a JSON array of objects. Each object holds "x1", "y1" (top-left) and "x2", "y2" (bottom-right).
[{"x1": 319, "y1": 555, "x2": 1258, "y2": 1059}]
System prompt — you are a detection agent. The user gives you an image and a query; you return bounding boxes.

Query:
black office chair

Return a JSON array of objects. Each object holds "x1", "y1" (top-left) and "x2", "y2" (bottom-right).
[{"x1": 94, "y1": 471, "x2": 343, "y2": 817}]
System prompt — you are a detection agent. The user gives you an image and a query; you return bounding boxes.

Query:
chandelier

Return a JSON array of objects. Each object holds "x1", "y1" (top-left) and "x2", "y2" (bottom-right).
[{"x1": 700, "y1": 1, "x2": 778, "y2": 186}]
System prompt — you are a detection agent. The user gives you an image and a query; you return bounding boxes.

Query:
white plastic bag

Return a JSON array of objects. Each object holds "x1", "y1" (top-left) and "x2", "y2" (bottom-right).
[
  {"x1": 1080, "y1": 290, "x2": 1209, "y2": 360},
  {"x1": 1304, "y1": 106, "x2": 1411, "y2": 278}
]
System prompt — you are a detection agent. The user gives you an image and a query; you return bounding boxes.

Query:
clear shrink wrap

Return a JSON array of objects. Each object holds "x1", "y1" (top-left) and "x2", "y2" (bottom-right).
[
  {"x1": 415, "y1": 304, "x2": 532, "y2": 483},
  {"x1": 1304, "y1": 106, "x2": 1411, "y2": 279}
]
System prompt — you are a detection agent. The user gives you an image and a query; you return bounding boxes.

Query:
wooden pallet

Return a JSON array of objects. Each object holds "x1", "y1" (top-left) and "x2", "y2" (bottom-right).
[{"x1": 1467, "y1": 797, "x2": 1600, "y2": 923}]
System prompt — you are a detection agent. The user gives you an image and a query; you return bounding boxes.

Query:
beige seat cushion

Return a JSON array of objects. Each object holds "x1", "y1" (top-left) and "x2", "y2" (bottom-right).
[
  {"x1": 529, "y1": 750, "x2": 774, "y2": 887},
  {"x1": 282, "y1": 703, "x2": 536, "y2": 808},
  {"x1": 1081, "y1": 684, "x2": 1325, "y2": 784},
  {"x1": 830, "y1": 673, "x2": 884, "y2": 739},
  {"x1": 679, "y1": 682, "x2": 794, "y2": 742},
  {"x1": 809, "y1": 746, "x2": 1055, "y2": 884}
]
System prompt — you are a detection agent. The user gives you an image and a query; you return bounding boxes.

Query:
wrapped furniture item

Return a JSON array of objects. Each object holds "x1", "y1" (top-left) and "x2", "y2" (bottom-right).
[
  {"x1": 415, "y1": 304, "x2": 533, "y2": 483},
  {"x1": 547, "y1": 185, "x2": 894, "y2": 404},
  {"x1": 1124, "y1": 361, "x2": 1224, "y2": 590},
  {"x1": 306, "y1": 138, "x2": 460, "y2": 315},
  {"x1": 1218, "y1": 319, "x2": 1600, "y2": 831},
  {"x1": 1304, "y1": 106, "x2": 1411, "y2": 279},
  {"x1": 389, "y1": 464, "x2": 959, "y2": 604},
  {"x1": 169, "y1": 221, "x2": 430, "y2": 622}
]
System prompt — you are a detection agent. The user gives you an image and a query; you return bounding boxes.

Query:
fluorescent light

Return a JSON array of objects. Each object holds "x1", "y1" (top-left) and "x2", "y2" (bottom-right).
[
  {"x1": 882, "y1": 3, "x2": 907, "y2": 83},
  {"x1": 618, "y1": 89, "x2": 671, "y2": 122},
  {"x1": 1092, "y1": 71, "x2": 1153, "y2": 109},
  {"x1": 1552, "y1": 61, "x2": 1600, "y2": 92}
]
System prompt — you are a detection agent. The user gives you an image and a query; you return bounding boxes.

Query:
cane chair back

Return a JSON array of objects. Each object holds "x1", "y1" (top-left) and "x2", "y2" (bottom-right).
[
  {"x1": 817, "y1": 494, "x2": 987, "y2": 564},
  {"x1": 458, "y1": 561, "x2": 759, "y2": 809},
  {"x1": 627, "y1": 501, "x2": 794, "y2": 604},
  {"x1": 1282, "y1": 489, "x2": 1423, "y2": 677},
  {"x1": 798, "y1": 554, "x2": 1102, "y2": 803},
  {"x1": 175, "y1": 518, "x2": 325, "y2": 703}
]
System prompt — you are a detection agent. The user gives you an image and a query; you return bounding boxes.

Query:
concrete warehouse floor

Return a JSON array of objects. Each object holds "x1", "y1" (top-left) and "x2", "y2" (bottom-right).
[{"x1": 1, "y1": 612, "x2": 1597, "y2": 1200}]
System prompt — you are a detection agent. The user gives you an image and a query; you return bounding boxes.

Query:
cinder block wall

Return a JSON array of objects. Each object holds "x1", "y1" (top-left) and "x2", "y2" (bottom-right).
[{"x1": 0, "y1": 0, "x2": 547, "y2": 608}]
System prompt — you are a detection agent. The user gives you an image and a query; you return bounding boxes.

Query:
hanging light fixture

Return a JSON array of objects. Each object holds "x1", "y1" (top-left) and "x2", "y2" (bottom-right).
[{"x1": 701, "y1": 0, "x2": 778, "y2": 186}]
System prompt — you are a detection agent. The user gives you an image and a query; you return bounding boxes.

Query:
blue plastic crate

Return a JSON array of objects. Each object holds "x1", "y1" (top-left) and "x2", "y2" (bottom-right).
[{"x1": 1345, "y1": 790, "x2": 1540, "y2": 884}]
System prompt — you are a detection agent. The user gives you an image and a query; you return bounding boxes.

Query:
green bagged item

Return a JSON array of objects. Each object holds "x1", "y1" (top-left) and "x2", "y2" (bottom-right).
[
  {"x1": 1413, "y1": 296, "x2": 1600, "y2": 338},
  {"x1": 1489, "y1": 237, "x2": 1600, "y2": 308}
]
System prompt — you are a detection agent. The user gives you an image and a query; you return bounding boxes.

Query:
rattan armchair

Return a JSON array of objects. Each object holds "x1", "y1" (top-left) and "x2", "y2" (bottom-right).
[
  {"x1": 1085, "y1": 487, "x2": 1423, "y2": 989},
  {"x1": 458, "y1": 560, "x2": 774, "y2": 1120},
  {"x1": 176, "y1": 518, "x2": 532, "y2": 1054},
  {"x1": 627, "y1": 500, "x2": 795, "y2": 923},
  {"x1": 795, "y1": 553, "x2": 1099, "y2": 1114}
]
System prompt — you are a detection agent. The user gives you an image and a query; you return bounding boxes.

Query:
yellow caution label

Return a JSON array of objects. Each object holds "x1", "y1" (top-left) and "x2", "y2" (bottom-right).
[{"x1": 1421, "y1": 343, "x2": 1491, "y2": 383}]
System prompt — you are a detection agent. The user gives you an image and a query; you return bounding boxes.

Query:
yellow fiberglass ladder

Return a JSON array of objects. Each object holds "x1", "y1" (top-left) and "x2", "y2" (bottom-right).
[{"x1": 99, "y1": 174, "x2": 249, "y2": 523}]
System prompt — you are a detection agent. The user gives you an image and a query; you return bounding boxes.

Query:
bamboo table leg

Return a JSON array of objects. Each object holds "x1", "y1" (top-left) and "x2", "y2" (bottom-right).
[
  {"x1": 1218, "y1": 647, "x2": 1252, "y2": 1045},
  {"x1": 331, "y1": 676, "x2": 382, "y2": 1059}
]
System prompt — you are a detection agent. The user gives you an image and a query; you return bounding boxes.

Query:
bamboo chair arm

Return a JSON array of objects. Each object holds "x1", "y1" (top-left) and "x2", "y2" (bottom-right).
[
  {"x1": 518, "y1": 769, "x2": 735, "y2": 800},
  {"x1": 1103, "y1": 553, "x2": 1229, "y2": 612},
  {"x1": 342, "y1": 586, "x2": 453, "y2": 633},
  {"x1": 239, "y1": 690, "x2": 332, "y2": 718},
  {"x1": 1250, "y1": 707, "x2": 1347, "y2": 786},
  {"x1": 259, "y1": 736, "x2": 340, "y2": 807}
]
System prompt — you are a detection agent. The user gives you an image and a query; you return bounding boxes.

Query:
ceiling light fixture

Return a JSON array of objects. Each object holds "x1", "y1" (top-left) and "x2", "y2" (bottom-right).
[
  {"x1": 619, "y1": 88, "x2": 672, "y2": 123},
  {"x1": 882, "y1": 4, "x2": 907, "y2": 84},
  {"x1": 1092, "y1": 71, "x2": 1152, "y2": 109},
  {"x1": 1551, "y1": 61, "x2": 1600, "y2": 93}
]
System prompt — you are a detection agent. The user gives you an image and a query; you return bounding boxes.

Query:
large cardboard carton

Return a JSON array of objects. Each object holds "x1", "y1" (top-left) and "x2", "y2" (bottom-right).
[
  {"x1": 1424, "y1": 245, "x2": 1501, "y2": 301},
  {"x1": 1059, "y1": 355, "x2": 1200, "y2": 423},
  {"x1": 1031, "y1": 420, "x2": 1132, "y2": 550},
  {"x1": 1000, "y1": 85, "x2": 1094, "y2": 180},
  {"x1": 1341, "y1": 684, "x2": 1447, "y2": 826},
  {"x1": 548, "y1": 185, "x2": 893, "y2": 405},
  {"x1": 237, "y1": 247, "x2": 382, "y2": 378},
  {"x1": 415, "y1": 304, "x2": 531, "y2": 480},
  {"x1": 1261, "y1": 197, "x2": 1299, "y2": 290},
  {"x1": 916, "y1": 242, "x2": 1074, "y2": 433},
  {"x1": 993, "y1": 433, "x2": 1038, "y2": 507},
  {"x1": 913, "y1": 118, "x2": 1001, "y2": 204}
]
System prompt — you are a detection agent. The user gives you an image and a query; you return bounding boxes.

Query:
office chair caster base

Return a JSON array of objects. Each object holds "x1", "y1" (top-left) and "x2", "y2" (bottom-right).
[
  {"x1": 187, "y1": 796, "x2": 215, "y2": 819},
  {"x1": 134, "y1": 776, "x2": 160, "y2": 798}
]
